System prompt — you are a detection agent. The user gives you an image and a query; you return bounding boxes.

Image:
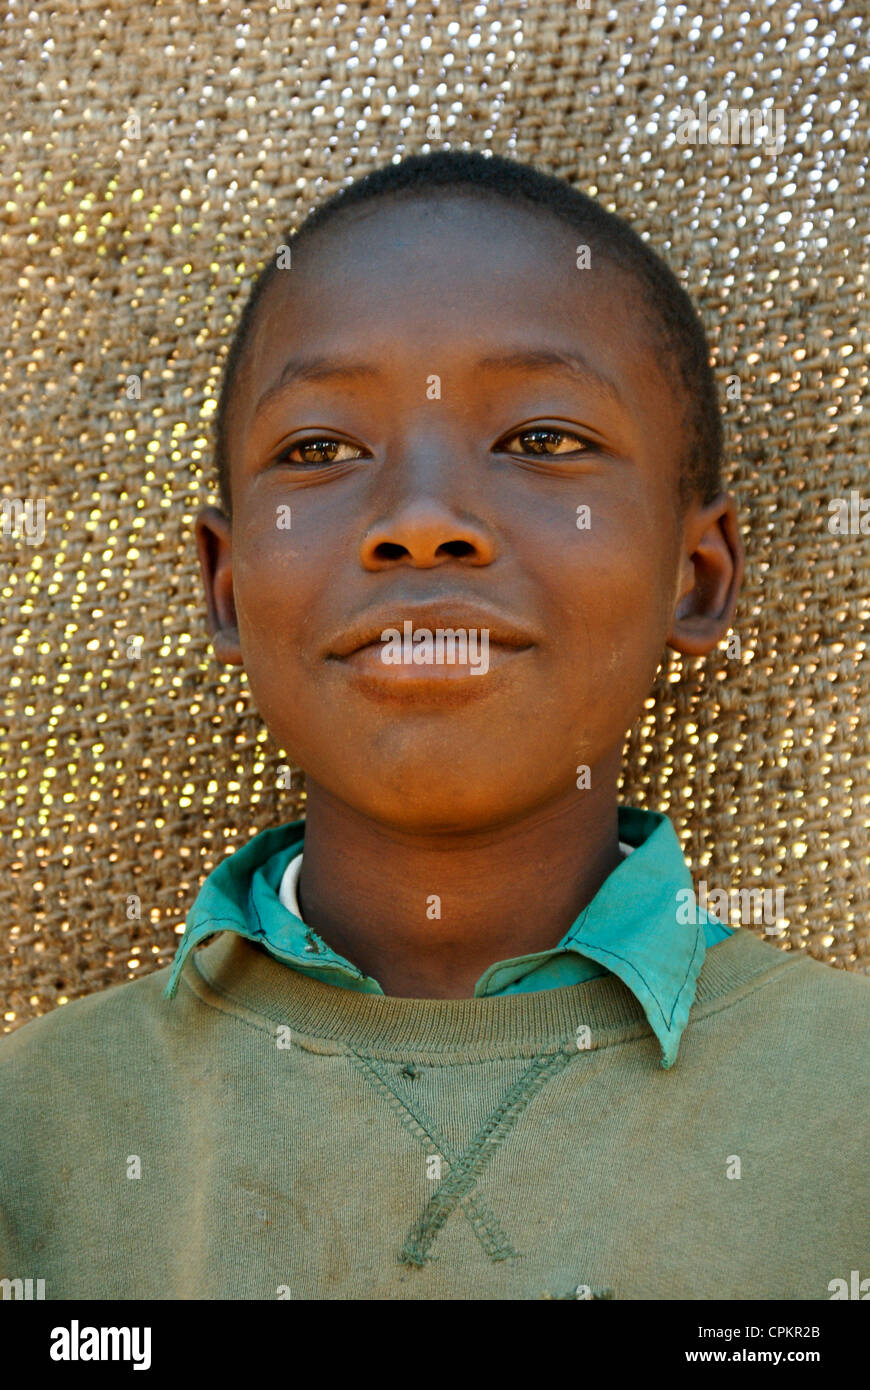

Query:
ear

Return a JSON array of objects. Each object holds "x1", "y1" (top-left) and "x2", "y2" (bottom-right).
[
  {"x1": 666, "y1": 492, "x2": 744, "y2": 656},
  {"x1": 194, "y1": 506, "x2": 243, "y2": 666}
]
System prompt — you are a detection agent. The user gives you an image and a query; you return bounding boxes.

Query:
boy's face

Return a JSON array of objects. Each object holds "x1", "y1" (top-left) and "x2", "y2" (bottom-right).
[{"x1": 198, "y1": 193, "x2": 739, "y2": 833}]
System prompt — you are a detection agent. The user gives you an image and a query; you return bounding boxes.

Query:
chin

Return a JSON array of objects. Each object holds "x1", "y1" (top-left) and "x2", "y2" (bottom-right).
[{"x1": 337, "y1": 769, "x2": 542, "y2": 836}]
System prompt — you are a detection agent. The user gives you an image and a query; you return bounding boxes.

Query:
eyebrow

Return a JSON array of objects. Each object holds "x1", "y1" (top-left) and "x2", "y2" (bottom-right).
[
  {"x1": 477, "y1": 349, "x2": 623, "y2": 404},
  {"x1": 255, "y1": 356, "x2": 380, "y2": 415},
  {"x1": 253, "y1": 346, "x2": 622, "y2": 417}
]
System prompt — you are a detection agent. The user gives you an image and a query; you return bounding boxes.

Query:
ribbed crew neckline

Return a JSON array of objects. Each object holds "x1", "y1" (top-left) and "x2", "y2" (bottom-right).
[{"x1": 183, "y1": 927, "x2": 802, "y2": 1060}]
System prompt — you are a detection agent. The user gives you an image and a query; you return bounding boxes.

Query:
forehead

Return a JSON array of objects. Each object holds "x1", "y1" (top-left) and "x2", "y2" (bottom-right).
[{"x1": 229, "y1": 190, "x2": 679, "y2": 465}]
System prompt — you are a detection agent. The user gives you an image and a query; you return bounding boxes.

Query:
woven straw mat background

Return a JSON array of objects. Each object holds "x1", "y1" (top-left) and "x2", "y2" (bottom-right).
[{"x1": 1, "y1": 0, "x2": 868, "y2": 1034}]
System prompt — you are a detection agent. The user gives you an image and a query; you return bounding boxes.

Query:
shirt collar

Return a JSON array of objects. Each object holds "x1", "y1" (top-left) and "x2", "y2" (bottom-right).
[{"x1": 164, "y1": 806, "x2": 727, "y2": 1068}]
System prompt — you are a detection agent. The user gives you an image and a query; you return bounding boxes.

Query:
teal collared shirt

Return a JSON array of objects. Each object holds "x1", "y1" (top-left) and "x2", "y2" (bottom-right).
[{"x1": 164, "y1": 806, "x2": 732, "y2": 1069}]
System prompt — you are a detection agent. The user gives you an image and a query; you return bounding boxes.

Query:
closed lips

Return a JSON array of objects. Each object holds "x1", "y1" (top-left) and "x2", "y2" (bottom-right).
[{"x1": 325, "y1": 603, "x2": 540, "y2": 658}]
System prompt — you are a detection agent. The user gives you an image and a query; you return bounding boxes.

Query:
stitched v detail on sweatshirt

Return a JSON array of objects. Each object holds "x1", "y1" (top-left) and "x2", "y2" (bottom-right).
[{"x1": 346, "y1": 1044, "x2": 574, "y2": 1266}]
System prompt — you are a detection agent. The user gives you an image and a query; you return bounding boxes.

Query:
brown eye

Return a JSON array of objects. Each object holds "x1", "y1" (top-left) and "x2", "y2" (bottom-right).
[
  {"x1": 501, "y1": 427, "x2": 591, "y2": 456},
  {"x1": 275, "y1": 437, "x2": 366, "y2": 467}
]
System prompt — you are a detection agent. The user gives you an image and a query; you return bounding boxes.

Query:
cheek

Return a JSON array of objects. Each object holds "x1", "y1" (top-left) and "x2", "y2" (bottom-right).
[
  {"x1": 559, "y1": 515, "x2": 670, "y2": 628},
  {"x1": 539, "y1": 516, "x2": 674, "y2": 712},
  {"x1": 231, "y1": 525, "x2": 317, "y2": 650},
  {"x1": 229, "y1": 541, "x2": 328, "y2": 754}
]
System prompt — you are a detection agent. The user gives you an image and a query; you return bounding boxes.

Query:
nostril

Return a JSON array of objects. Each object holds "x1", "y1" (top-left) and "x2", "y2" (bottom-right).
[
  {"x1": 437, "y1": 540, "x2": 476, "y2": 558},
  {"x1": 363, "y1": 531, "x2": 494, "y2": 568},
  {"x1": 372, "y1": 541, "x2": 409, "y2": 561}
]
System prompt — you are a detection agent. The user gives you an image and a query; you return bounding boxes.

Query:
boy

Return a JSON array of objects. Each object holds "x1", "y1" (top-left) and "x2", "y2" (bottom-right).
[{"x1": 1, "y1": 151, "x2": 867, "y2": 1300}]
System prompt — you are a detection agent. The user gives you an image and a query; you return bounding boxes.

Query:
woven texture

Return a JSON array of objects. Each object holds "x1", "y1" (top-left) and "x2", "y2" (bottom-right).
[{"x1": 1, "y1": 0, "x2": 867, "y2": 1034}]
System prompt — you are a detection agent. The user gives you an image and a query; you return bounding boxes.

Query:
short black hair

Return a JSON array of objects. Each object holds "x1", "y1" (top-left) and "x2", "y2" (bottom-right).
[{"x1": 212, "y1": 150, "x2": 722, "y2": 519}]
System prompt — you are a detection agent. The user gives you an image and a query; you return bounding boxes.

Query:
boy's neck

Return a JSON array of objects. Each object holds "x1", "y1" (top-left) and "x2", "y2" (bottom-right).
[{"x1": 295, "y1": 771, "x2": 624, "y2": 999}]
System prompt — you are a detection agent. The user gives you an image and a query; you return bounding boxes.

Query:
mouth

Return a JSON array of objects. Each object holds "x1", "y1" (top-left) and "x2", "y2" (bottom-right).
[
  {"x1": 324, "y1": 600, "x2": 539, "y2": 700},
  {"x1": 325, "y1": 601, "x2": 539, "y2": 660}
]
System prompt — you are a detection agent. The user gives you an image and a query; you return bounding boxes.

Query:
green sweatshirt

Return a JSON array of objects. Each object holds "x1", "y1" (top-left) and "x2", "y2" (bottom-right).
[{"x1": 0, "y1": 812, "x2": 868, "y2": 1300}]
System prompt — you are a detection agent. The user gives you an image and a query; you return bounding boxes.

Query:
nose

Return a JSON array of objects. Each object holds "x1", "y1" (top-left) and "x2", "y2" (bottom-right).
[{"x1": 359, "y1": 498, "x2": 497, "y2": 570}]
